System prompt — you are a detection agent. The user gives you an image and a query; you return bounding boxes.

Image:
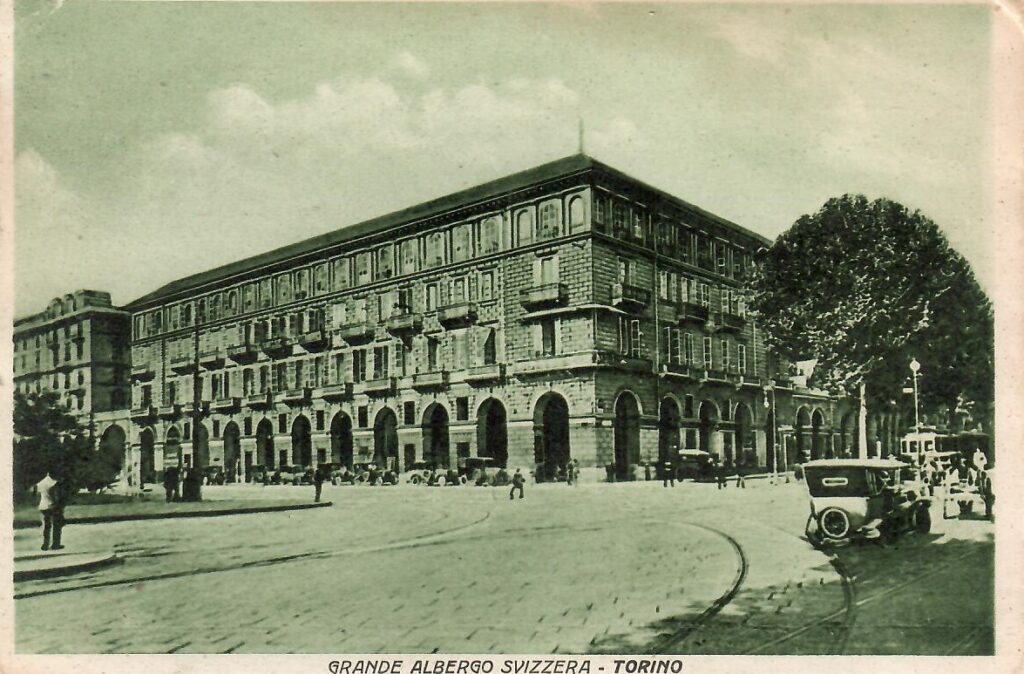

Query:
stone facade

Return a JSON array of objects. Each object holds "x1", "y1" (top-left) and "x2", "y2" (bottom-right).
[{"x1": 120, "y1": 155, "x2": 851, "y2": 484}]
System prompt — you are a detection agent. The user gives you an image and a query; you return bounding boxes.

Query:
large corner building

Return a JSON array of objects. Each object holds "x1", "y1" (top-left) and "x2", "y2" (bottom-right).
[{"x1": 121, "y1": 154, "x2": 852, "y2": 483}]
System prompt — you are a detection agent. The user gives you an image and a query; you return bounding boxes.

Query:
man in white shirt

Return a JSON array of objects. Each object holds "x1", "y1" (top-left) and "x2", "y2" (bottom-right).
[{"x1": 35, "y1": 472, "x2": 65, "y2": 551}]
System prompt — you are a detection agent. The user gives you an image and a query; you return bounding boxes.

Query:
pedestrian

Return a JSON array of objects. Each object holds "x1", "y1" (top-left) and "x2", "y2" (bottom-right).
[
  {"x1": 572, "y1": 459, "x2": 580, "y2": 486},
  {"x1": 978, "y1": 469, "x2": 994, "y2": 520},
  {"x1": 313, "y1": 463, "x2": 326, "y2": 503},
  {"x1": 509, "y1": 468, "x2": 525, "y2": 500},
  {"x1": 662, "y1": 460, "x2": 674, "y2": 488},
  {"x1": 972, "y1": 447, "x2": 988, "y2": 473},
  {"x1": 735, "y1": 471, "x2": 746, "y2": 489},
  {"x1": 716, "y1": 461, "x2": 728, "y2": 490},
  {"x1": 163, "y1": 465, "x2": 178, "y2": 502},
  {"x1": 36, "y1": 471, "x2": 67, "y2": 551},
  {"x1": 566, "y1": 460, "x2": 576, "y2": 486}
]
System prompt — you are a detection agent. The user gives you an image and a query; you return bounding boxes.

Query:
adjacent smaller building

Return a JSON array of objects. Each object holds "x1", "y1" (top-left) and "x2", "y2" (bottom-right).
[{"x1": 13, "y1": 290, "x2": 132, "y2": 418}]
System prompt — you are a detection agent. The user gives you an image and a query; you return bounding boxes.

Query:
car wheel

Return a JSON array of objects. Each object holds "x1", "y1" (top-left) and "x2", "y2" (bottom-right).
[
  {"x1": 819, "y1": 507, "x2": 851, "y2": 540},
  {"x1": 916, "y1": 504, "x2": 932, "y2": 534},
  {"x1": 410, "y1": 475, "x2": 422, "y2": 486}
]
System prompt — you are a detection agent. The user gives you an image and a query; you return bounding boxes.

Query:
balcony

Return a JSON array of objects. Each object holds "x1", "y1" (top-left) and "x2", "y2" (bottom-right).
[
  {"x1": 611, "y1": 282, "x2": 650, "y2": 312},
  {"x1": 519, "y1": 282, "x2": 569, "y2": 311},
  {"x1": 261, "y1": 336, "x2": 294, "y2": 359},
  {"x1": 718, "y1": 312, "x2": 746, "y2": 334},
  {"x1": 737, "y1": 374, "x2": 762, "y2": 388},
  {"x1": 275, "y1": 387, "x2": 312, "y2": 405},
  {"x1": 438, "y1": 301, "x2": 478, "y2": 328},
  {"x1": 157, "y1": 403, "x2": 182, "y2": 420},
  {"x1": 679, "y1": 302, "x2": 709, "y2": 325},
  {"x1": 182, "y1": 401, "x2": 210, "y2": 416},
  {"x1": 660, "y1": 362, "x2": 698, "y2": 380},
  {"x1": 200, "y1": 349, "x2": 225, "y2": 370},
  {"x1": 318, "y1": 382, "x2": 354, "y2": 400},
  {"x1": 465, "y1": 363, "x2": 504, "y2": 385},
  {"x1": 299, "y1": 329, "x2": 329, "y2": 352},
  {"x1": 245, "y1": 391, "x2": 274, "y2": 409},
  {"x1": 412, "y1": 370, "x2": 448, "y2": 390},
  {"x1": 212, "y1": 396, "x2": 241, "y2": 412},
  {"x1": 227, "y1": 342, "x2": 260, "y2": 364},
  {"x1": 130, "y1": 405, "x2": 156, "y2": 421},
  {"x1": 130, "y1": 364, "x2": 155, "y2": 382},
  {"x1": 362, "y1": 377, "x2": 396, "y2": 396},
  {"x1": 170, "y1": 355, "x2": 196, "y2": 375},
  {"x1": 386, "y1": 312, "x2": 423, "y2": 336},
  {"x1": 700, "y1": 369, "x2": 730, "y2": 384},
  {"x1": 336, "y1": 321, "x2": 375, "y2": 345}
]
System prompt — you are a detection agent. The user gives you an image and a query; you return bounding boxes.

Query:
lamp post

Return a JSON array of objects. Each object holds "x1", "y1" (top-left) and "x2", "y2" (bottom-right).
[
  {"x1": 764, "y1": 384, "x2": 779, "y2": 484},
  {"x1": 909, "y1": 357, "x2": 922, "y2": 466}
]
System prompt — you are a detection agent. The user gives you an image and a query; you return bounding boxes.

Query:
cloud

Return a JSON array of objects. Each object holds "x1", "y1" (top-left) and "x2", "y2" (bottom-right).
[{"x1": 392, "y1": 51, "x2": 430, "y2": 79}]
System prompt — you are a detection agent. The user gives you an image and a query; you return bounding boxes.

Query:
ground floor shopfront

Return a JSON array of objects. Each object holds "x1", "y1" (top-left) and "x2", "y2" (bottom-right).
[{"x1": 108, "y1": 364, "x2": 882, "y2": 485}]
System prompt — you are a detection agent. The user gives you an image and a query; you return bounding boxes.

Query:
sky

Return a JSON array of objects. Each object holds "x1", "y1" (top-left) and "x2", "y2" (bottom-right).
[{"x1": 13, "y1": 2, "x2": 993, "y2": 317}]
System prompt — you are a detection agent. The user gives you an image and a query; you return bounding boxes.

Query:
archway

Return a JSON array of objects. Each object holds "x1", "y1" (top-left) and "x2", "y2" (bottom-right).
[
  {"x1": 698, "y1": 400, "x2": 719, "y2": 457},
  {"x1": 476, "y1": 399, "x2": 508, "y2": 467},
  {"x1": 613, "y1": 392, "x2": 641, "y2": 481},
  {"x1": 533, "y1": 393, "x2": 570, "y2": 482},
  {"x1": 734, "y1": 403, "x2": 754, "y2": 468},
  {"x1": 422, "y1": 403, "x2": 450, "y2": 468},
  {"x1": 331, "y1": 412, "x2": 353, "y2": 469},
  {"x1": 256, "y1": 418, "x2": 275, "y2": 468},
  {"x1": 659, "y1": 397, "x2": 681, "y2": 478},
  {"x1": 98, "y1": 425, "x2": 126, "y2": 483},
  {"x1": 811, "y1": 409, "x2": 825, "y2": 460},
  {"x1": 292, "y1": 416, "x2": 312, "y2": 467},
  {"x1": 139, "y1": 428, "x2": 156, "y2": 484},
  {"x1": 165, "y1": 426, "x2": 182, "y2": 468},
  {"x1": 223, "y1": 422, "x2": 241, "y2": 482},
  {"x1": 795, "y1": 407, "x2": 811, "y2": 463},
  {"x1": 374, "y1": 407, "x2": 399, "y2": 471}
]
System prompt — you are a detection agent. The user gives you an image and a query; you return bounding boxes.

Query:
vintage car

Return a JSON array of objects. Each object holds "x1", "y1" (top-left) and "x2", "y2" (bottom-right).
[
  {"x1": 676, "y1": 450, "x2": 717, "y2": 482},
  {"x1": 405, "y1": 460, "x2": 439, "y2": 485},
  {"x1": 353, "y1": 462, "x2": 399, "y2": 486},
  {"x1": 202, "y1": 466, "x2": 226, "y2": 486},
  {"x1": 460, "y1": 457, "x2": 502, "y2": 486},
  {"x1": 802, "y1": 458, "x2": 931, "y2": 547}
]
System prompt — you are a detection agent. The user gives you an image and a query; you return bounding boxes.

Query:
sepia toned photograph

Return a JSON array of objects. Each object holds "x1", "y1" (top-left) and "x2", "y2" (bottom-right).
[{"x1": 7, "y1": 0, "x2": 1009, "y2": 660}]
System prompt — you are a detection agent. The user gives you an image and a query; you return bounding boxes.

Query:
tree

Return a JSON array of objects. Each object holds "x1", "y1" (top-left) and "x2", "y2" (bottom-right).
[
  {"x1": 12, "y1": 391, "x2": 118, "y2": 504},
  {"x1": 749, "y1": 195, "x2": 993, "y2": 452}
]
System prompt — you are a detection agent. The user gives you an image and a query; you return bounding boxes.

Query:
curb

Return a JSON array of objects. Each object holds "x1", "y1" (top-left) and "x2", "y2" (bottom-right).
[
  {"x1": 14, "y1": 501, "x2": 332, "y2": 529},
  {"x1": 14, "y1": 552, "x2": 121, "y2": 582}
]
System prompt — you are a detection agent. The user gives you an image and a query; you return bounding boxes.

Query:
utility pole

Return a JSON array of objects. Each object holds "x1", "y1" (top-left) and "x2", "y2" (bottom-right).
[{"x1": 190, "y1": 309, "x2": 203, "y2": 501}]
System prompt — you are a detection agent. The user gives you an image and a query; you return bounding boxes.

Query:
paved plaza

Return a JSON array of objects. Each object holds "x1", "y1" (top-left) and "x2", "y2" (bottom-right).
[{"x1": 14, "y1": 479, "x2": 993, "y2": 654}]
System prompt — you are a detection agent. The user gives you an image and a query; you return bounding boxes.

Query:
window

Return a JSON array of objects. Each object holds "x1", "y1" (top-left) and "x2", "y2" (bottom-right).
[
  {"x1": 451, "y1": 277, "x2": 467, "y2": 303},
  {"x1": 314, "y1": 264, "x2": 328, "y2": 294},
  {"x1": 568, "y1": 196, "x2": 585, "y2": 231},
  {"x1": 721, "y1": 288, "x2": 730, "y2": 314},
  {"x1": 358, "y1": 406, "x2": 368, "y2": 428},
  {"x1": 541, "y1": 319, "x2": 557, "y2": 356},
  {"x1": 331, "y1": 258, "x2": 349, "y2": 291},
  {"x1": 738, "y1": 344, "x2": 747, "y2": 375},
  {"x1": 662, "y1": 327, "x2": 681, "y2": 364},
  {"x1": 352, "y1": 349, "x2": 367, "y2": 383},
  {"x1": 538, "y1": 256, "x2": 559, "y2": 284},
  {"x1": 659, "y1": 270, "x2": 669, "y2": 300},
  {"x1": 427, "y1": 337, "x2": 439, "y2": 371},
  {"x1": 243, "y1": 369, "x2": 254, "y2": 395},
  {"x1": 452, "y1": 331, "x2": 469, "y2": 369},
  {"x1": 404, "y1": 401, "x2": 416, "y2": 425},
  {"x1": 617, "y1": 258, "x2": 633, "y2": 285},
  {"x1": 259, "y1": 365, "x2": 269, "y2": 392},
  {"x1": 332, "y1": 353, "x2": 345, "y2": 383},
  {"x1": 425, "y1": 284, "x2": 438, "y2": 311},
  {"x1": 355, "y1": 252, "x2": 372, "y2": 286},
  {"x1": 395, "y1": 341, "x2": 410, "y2": 376},
  {"x1": 243, "y1": 285, "x2": 256, "y2": 312},
  {"x1": 721, "y1": 339, "x2": 730, "y2": 371},
  {"x1": 372, "y1": 346, "x2": 389, "y2": 379},
  {"x1": 632, "y1": 210, "x2": 645, "y2": 241},
  {"x1": 516, "y1": 210, "x2": 534, "y2": 245},
  {"x1": 683, "y1": 332, "x2": 693, "y2": 366},
  {"x1": 294, "y1": 360, "x2": 304, "y2": 389},
  {"x1": 376, "y1": 245, "x2": 394, "y2": 281},
  {"x1": 278, "y1": 413, "x2": 288, "y2": 434},
  {"x1": 275, "y1": 363, "x2": 288, "y2": 391},
  {"x1": 456, "y1": 397, "x2": 469, "y2": 421},
  {"x1": 277, "y1": 274, "x2": 292, "y2": 304},
  {"x1": 538, "y1": 202, "x2": 560, "y2": 240},
  {"x1": 315, "y1": 409, "x2": 325, "y2": 431},
  {"x1": 397, "y1": 287, "x2": 413, "y2": 313},
  {"x1": 700, "y1": 283, "x2": 711, "y2": 308},
  {"x1": 629, "y1": 320, "x2": 641, "y2": 358},
  {"x1": 613, "y1": 201, "x2": 628, "y2": 237},
  {"x1": 378, "y1": 291, "x2": 395, "y2": 320},
  {"x1": 352, "y1": 297, "x2": 367, "y2": 323},
  {"x1": 452, "y1": 224, "x2": 472, "y2": 262},
  {"x1": 482, "y1": 329, "x2": 497, "y2": 365},
  {"x1": 426, "y1": 232, "x2": 445, "y2": 268},
  {"x1": 400, "y1": 239, "x2": 418, "y2": 275},
  {"x1": 479, "y1": 216, "x2": 501, "y2": 255},
  {"x1": 703, "y1": 337, "x2": 713, "y2": 370},
  {"x1": 479, "y1": 270, "x2": 495, "y2": 300},
  {"x1": 594, "y1": 193, "x2": 607, "y2": 227},
  {"x1": 259, "y1": 279, "x2": 273, "y2": 308},
  {"x1": 295, "y1": 270, "x2": 310, "y2": 300}
]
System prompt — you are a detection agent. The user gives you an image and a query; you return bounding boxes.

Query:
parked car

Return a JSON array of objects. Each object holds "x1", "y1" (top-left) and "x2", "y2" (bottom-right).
[
  {"x1": 676, "y1": 450, "x2": 716, "y2": 482},
  {"x1": 802, "y1": 458, "x2": 931, "y2": 547},
  {"x1": 353, "y1": 462, "x2": 398, "y2": 486},
  {"x1": 248, "y1": 464, "x2": 269, "y2": 484},
  {"x1": 405, "y1": 461, "x2": 439, "y2": 485},
  {"x1": 203, "y1": 466, "x2": 225, "y2": 486},
  {"x1": 460, "y1": 457, "x2": 501, "y2": 486}
]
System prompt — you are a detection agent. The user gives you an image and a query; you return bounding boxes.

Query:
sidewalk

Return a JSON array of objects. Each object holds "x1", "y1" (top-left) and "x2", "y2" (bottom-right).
[
  {"x1": 14, "y1": 499, "x2": 332, "y2": 529},
  {"x1": 14, "y1": 551, "x2": 122, "y2": 582}
]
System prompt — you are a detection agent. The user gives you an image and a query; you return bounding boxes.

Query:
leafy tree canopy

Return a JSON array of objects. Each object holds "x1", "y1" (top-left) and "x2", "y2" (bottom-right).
[{"x1": 749, "y1": 195, "x2": 993, "y2": 417}]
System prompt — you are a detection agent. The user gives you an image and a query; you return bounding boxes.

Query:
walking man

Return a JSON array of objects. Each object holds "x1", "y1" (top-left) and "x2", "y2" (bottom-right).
[
  {"x1": 36, "y1": 471, "x2": 67, "y2": 551},
  {"x1": 313, "y1": 463, "x2": 327, "y2": 503},
  {"x1": 509, "y1": 468, "x2": 525, "y2": 500},
  {"x1": 663, "y1": 460, "x2": 675, "y2": 488},
  {"x1": 566, "y1": 460, "x2": 576, "y2": 486},
  {"x1": 716, "y1": 460, "x2": 728, "y2": 490},
  {"x1": 572, "y1": 459, "x2": 580, "y2": 486},
  {"x1": 163, "y1": 465, "x2": 179, "y2": 502}
]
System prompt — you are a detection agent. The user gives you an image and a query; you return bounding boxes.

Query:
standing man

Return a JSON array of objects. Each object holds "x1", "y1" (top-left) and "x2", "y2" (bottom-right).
[
  {"x1": 572, "y1": 459, "x2": 581, "y2": 486},
  {"x1": 162, "y1": 465, "x2": 178, "y2": 503},
  {"x1": 566, "y1": 460, "x2": 576, "y2": 486},
  {"x1": 313, "y1": 463, "x2": 326, "y2": 503},
  {"x1": 662, "y1": 459, "x2": 675, "y2": 488},
  {"x1": 36, "y1": 471, "x2": 67, "y2": 551},
  {"x1": 509, "y1": 468, "x2": 525, "y2": 500}
]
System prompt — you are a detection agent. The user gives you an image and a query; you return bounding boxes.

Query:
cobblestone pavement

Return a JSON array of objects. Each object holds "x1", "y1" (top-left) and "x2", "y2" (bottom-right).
[{"x1": 14, "y1": 479, "x2": 993, "y2": 654}]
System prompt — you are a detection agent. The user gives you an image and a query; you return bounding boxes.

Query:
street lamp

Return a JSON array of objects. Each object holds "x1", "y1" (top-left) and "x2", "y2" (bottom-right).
[
  {"x1": 909, "y1": 357, "x2": 922, "y2": 466},
  {"x1": 764, "y1": 384, "x2": 779, "y2": 485}
]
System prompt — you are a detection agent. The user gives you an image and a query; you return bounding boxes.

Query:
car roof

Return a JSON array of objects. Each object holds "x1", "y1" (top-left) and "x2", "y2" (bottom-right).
[{"x1": 803, "y1": 458, "x2": 907, "y2": 470}]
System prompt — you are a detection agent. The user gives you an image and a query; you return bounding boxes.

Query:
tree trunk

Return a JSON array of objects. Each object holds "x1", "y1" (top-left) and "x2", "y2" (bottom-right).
[{"x1": 858, "y1": 380, "x2": 869, "y2": 459}]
